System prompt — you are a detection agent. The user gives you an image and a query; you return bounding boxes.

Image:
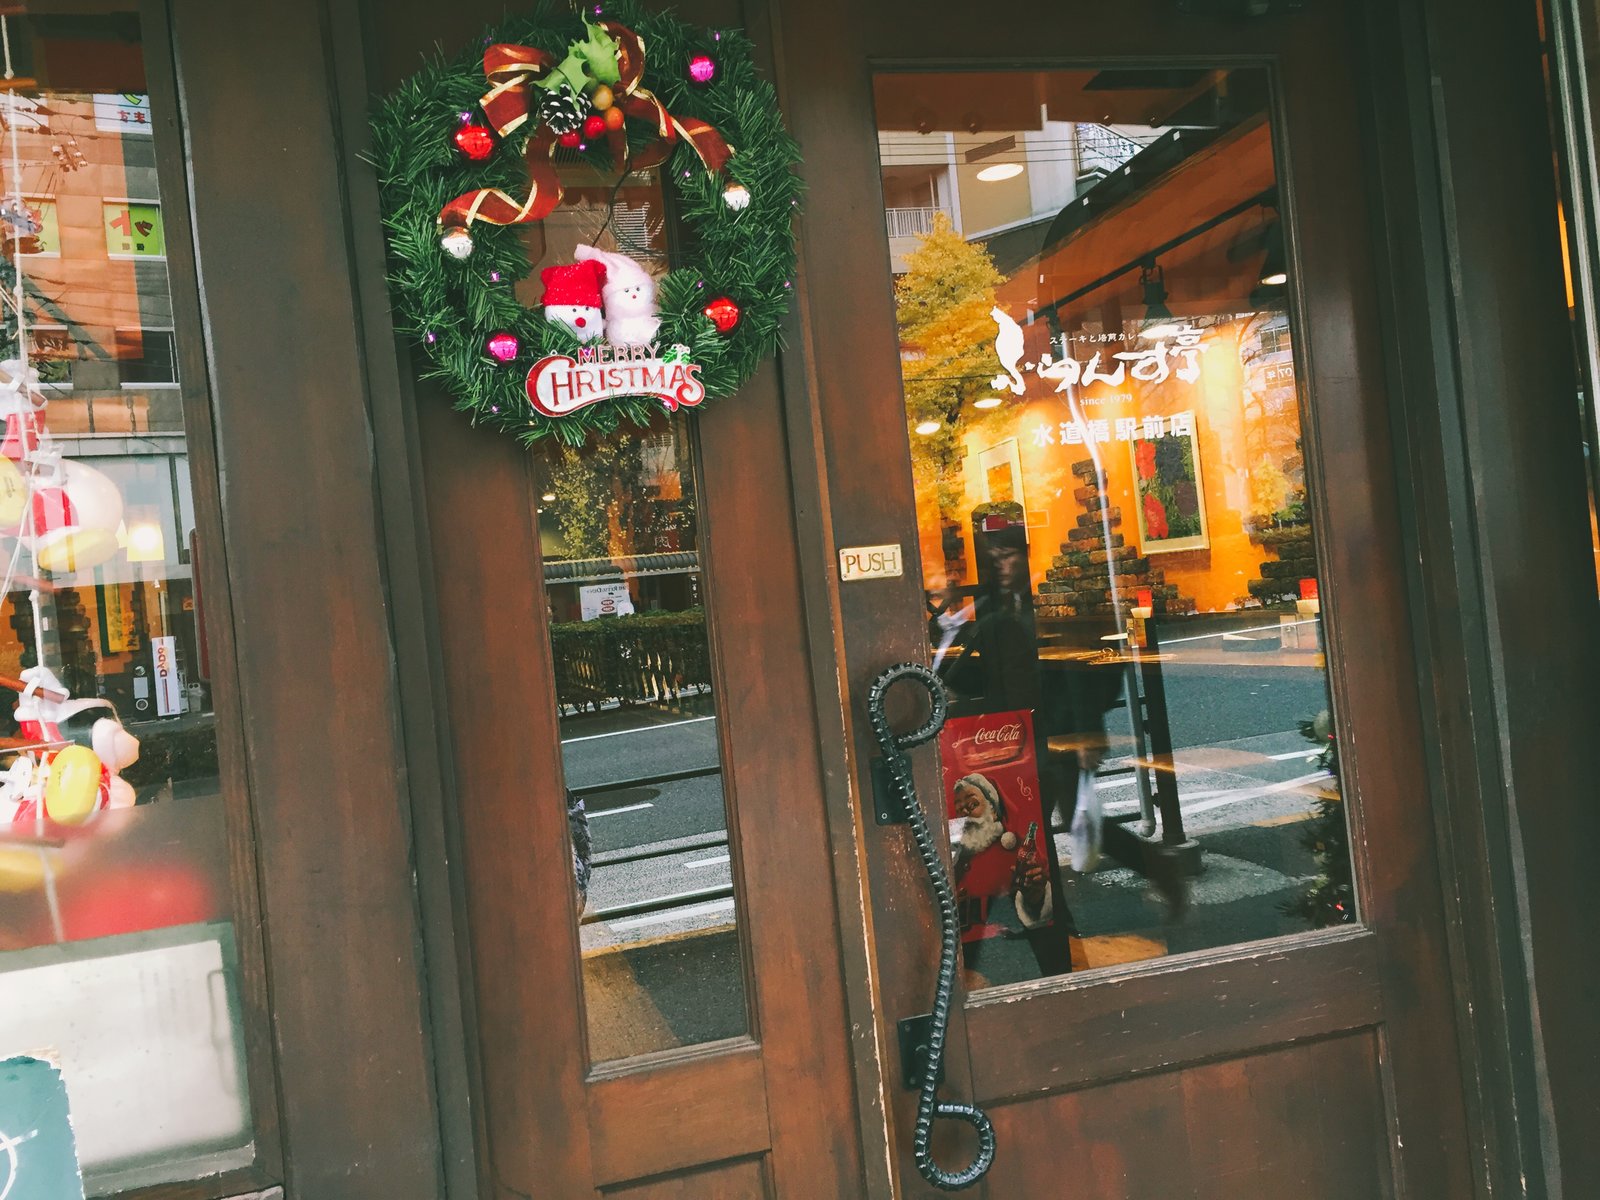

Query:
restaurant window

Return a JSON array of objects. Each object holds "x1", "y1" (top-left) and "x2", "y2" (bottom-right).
[
  {"x1": 0, "y1": 11, "x2": 256, "y2": 1196},
  {"x1": 874, "y1": 66, "x2": 1350, "y2": 990}
]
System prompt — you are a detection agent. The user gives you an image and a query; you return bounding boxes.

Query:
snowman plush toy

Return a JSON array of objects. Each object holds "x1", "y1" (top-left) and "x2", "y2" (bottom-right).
[
  {"x1": 539, "y1": 259, "x2": 607, "y2": 343},
  {"x1": 574, "y1": 245, "x2": 661, "y2": 347}
]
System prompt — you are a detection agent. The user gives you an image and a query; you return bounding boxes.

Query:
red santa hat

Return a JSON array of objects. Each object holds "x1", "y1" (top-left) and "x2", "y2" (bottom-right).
[{"x1": 540, "y1": 259, "x2": 606, "y2": 309}]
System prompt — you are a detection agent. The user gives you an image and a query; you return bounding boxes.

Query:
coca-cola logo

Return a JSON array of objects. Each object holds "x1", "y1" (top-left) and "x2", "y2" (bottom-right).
[
  {"x1": 952, "y1": 720, "x2": 1026, "y2": 765},
  {"x1": 972, "y1": 723, "x2": 1023, "y2": 747}
]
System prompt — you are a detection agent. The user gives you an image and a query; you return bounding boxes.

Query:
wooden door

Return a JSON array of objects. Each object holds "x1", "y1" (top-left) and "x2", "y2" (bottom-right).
[
  {"x1": 769, "y1": 0, "x2": 1476, "y2": 1196},
  {"x1": 366, "y1": 2, "x2": 869, "y2": 1197}
]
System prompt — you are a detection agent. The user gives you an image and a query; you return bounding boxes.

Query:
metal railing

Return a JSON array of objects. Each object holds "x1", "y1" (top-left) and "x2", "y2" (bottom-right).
[{"x1": 886, "y1": 206, "x2": 951, "y2": 238}]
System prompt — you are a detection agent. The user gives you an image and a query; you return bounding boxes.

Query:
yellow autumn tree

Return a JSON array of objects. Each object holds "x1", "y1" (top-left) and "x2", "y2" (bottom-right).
[{"x1": 895, "y1": 213, "x2": 1006, "y2": 517}]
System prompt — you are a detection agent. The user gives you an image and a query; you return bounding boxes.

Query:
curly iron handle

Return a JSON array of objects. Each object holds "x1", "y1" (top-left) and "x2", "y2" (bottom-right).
[{"x1": 866, "y1": 663, "x2": 996, "y2": 1191}]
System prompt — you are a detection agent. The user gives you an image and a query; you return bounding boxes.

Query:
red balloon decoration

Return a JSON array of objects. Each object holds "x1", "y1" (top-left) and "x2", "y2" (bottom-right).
[
  {"x1": 486, "y1": 330, "x2": 521, "y2": 362},
  {"x1": 703, "y1": 295, "x2": 741, "y2": 333},
  {"x1": 453, "y1": 121, "x2": 497, "y2": 162}
]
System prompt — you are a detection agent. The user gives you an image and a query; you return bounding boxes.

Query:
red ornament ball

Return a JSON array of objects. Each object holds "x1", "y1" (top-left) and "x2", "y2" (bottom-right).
[
  {"x1": 558, "y1": 129, "x2": 582, "y2": 149},
  {"x1": 688, "y1": 54, "x2": 717, "y2": 84},
  {"x1": 582, "y1": 114, "x2": 607, "y2": 139},
  {"x1": 453, "y1": 122, "x2": 496, "y2": 162},
  {"x1": 486, "y1": 330, "x2": 521, "y2": 362},
  {"x1": 703, "y1": 295, "x2": 740, "y2": 333}
]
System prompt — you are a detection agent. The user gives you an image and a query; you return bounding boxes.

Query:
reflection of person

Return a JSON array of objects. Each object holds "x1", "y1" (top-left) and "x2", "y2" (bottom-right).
[
  {"x1": 939, "y1": 514, "x2": 1185, "y2": 979},
  {"x1": 927, "y1": 578, "x2": 974, "y2": 676}
]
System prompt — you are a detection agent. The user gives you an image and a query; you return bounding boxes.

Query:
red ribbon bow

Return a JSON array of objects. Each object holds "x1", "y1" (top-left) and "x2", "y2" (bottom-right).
[{"x1": 438, "y1": 22, "x2": 734, "y2": 233}]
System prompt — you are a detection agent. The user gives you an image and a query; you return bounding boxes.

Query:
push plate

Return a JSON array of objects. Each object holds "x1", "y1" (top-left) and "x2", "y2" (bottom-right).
[
  {"x1": 898, "y1": 1013, "x2": 944, "y2": 1090},
  {"x1": 839, "y1": 543, "x2": 903, "y2": 581}
]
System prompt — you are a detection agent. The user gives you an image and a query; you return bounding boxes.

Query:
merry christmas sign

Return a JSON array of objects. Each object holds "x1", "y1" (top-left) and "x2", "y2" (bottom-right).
[{"x1": 525, "y1": 343, "x2": 705, "y2": 418}]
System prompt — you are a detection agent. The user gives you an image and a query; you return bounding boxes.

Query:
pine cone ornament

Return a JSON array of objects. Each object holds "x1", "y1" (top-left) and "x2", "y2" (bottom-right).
[{"x1": 540, "y1": 84, "x2": 587, "y2": 135}]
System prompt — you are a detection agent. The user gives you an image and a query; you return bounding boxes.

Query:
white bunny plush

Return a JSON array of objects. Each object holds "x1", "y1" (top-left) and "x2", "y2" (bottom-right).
[{"x1": 574, "y1": 244, "x2": 661, "y2": 347}]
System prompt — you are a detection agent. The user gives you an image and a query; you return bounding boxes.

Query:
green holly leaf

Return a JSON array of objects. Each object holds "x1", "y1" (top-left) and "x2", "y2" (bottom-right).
[{"x1": 574, "y1": 21, "x2": 622, "y2": 86}]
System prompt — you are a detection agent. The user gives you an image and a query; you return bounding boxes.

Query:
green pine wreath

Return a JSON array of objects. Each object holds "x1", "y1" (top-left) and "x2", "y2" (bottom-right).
[{"x1": 371, "y1": 1, "x2": 802, "y2": 446}]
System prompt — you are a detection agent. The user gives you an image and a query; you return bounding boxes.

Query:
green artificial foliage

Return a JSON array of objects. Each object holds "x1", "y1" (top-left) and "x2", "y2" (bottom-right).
[
  {"x1": 371, "y1": 0, "x2": 803, "y2": 447},
  {"x1": 1282, "y1": 710, "x2": 1354, "y2": 928}
]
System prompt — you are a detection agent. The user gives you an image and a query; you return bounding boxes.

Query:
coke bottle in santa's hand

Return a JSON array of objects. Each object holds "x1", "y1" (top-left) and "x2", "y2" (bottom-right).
[{"x1": 1013, "y1": 820, "x2": 1046, "y2": 900}]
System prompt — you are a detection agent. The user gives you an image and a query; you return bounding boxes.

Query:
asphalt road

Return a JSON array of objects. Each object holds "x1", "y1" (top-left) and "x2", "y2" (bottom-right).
[{"x1": 563, "y1": 649, "x2": 1342, "y2": 1054}]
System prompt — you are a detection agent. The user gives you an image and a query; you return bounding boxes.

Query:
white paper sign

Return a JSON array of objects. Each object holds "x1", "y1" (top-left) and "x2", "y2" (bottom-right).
[
  {"x1": 0, "y1": 927, "x2": 251, "y2": 1176},
  {"x1": 580, "y1": 582, "x2": 635, "y2": 621},
  {"x1": 151, "y1": 636, "x2": 181, "y2": 716}
]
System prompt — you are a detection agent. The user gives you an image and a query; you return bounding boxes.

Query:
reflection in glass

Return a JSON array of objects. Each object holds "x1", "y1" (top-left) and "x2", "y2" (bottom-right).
[
  {"x1": 876, "y1": 67, "x2": 1351, "y2": 991},
  {"x1": 0, "y1": 12, "x2": 249, "y2": 1193},
  {"x1": 537, "y1": 414, "x2": 748, "y2": 1063}
]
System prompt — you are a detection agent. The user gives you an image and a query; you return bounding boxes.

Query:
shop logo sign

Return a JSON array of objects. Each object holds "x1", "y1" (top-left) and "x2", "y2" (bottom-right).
[
  {"x1": 990, "y1": 306, "x2": 1210, "y2": 396},
  {"x1": 526, "y1": 343, "x2": 705, "y2": 418}
]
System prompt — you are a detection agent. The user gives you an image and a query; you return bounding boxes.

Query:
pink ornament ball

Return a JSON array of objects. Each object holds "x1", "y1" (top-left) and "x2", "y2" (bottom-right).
[
  {"x1": 486, "y1": 330, "x2": 520, "y2": 362},
  {"x1": 688, "y1": 54, "x2": 716, "y2": 84}
]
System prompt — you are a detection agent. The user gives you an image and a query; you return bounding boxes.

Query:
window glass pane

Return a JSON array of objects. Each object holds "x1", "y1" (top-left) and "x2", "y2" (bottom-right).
[
  {"x1": 0, "y1": 12, "x2": 252, "y2": 1193},
  {"x1": 874, "y1": 67, "x2": 1351, "y2": 992},
  {"x1": 527, "y1": 162, "x2": 748, "y2": 1063}
]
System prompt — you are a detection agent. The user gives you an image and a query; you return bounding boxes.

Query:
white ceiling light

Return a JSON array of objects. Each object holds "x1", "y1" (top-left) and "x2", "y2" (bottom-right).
[
  {"x1": 975, "y1": 162, "x2": 1024, "y2": 182},
  {"x1": 973, "y1": 395, "x2": 1004, "y2": 409},
  {"x1": 914, "y1": 419, "x2": 943, "y2": 436}
]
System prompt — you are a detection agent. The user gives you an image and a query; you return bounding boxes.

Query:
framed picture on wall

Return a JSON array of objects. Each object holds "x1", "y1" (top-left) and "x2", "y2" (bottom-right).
[
  {"x1": 976, "y1": 438, "x2": 1024, "y2": 509},
  {"x1": 1132, "y1": 423, "x2": 1209, "y2": 553}
]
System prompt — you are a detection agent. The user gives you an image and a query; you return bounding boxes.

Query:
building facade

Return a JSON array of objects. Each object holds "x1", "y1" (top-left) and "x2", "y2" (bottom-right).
[{"x1": 0, "y1": 1, "x2": 1597, "y2": 1198}]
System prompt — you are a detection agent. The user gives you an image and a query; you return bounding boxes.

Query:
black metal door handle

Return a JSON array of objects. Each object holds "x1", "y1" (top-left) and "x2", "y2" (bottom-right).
[{"x1": 867, "y1": 662, "x2": 996, "y2": 1191}]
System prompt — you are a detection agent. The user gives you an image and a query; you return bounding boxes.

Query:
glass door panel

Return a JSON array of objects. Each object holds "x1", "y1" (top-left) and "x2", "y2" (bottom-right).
[{"x1": 873, "y1": 66, "x2": 1350, "y2": 993}]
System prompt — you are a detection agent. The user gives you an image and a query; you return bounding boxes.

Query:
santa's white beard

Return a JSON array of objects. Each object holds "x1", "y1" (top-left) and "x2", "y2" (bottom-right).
[{"x1": 951, "y1": 813, "x2": 1006, "y2": 864}]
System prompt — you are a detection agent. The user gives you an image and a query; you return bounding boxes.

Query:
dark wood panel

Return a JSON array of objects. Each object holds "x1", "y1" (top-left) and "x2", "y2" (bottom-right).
[
  {"x1": 1402, "y1": 0, "x2": 1600, "y2": 1195},
  {"x1": 695, "y1": 357, "x2": 866, "y2": 1197},
  {"x1": 981, "y1": 1033, "x2": 1391, "y2": 1199},
  {"x1": 139, "y1": 0, "x2": 282, "y2": 1193},
  {"x1": 604, "y1": 1157, "x2": 769, "y2": 1200},
  {"x1": 967, "y1": 931, "x2": 1382, "y2": 1102},
  {"x1": 416, "y1": 398, "x2": 598, "y2": 1198},
  {"x1": 166, "y1": 0, "x2": 442, "y2": 1194},
  {"x1": 588, "y1": 1046, "x2": 770, "y2": 1187}
]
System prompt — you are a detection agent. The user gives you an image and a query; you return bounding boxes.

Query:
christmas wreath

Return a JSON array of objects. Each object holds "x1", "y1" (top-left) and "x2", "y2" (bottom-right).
[{"x1": 371, "y1": 2, "x2": 802, "y2": 445}]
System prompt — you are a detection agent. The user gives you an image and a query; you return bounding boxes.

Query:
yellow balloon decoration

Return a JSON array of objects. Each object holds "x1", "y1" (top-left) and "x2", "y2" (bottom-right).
[
  {"x1": 0, "y1": 456, "x2": 25, "y2": 528},
  {"x1": 36, "y1": 527, "x2": 119, "y2": 574},
  {"x1": 44, "y1": 744, "x2": 102, "y2": 825},
  {"x1": 0, "y1": 846, "x2": 46, "y2": 892}
]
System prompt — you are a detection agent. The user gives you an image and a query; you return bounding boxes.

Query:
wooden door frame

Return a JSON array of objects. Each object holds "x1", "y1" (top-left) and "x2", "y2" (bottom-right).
[
  {"x1": 143, "y1": 0, "x2": 453, "y2": 1195},
  {"x1": 1364, "y1": 0, "x2": 1600, "y2": 1196}
]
